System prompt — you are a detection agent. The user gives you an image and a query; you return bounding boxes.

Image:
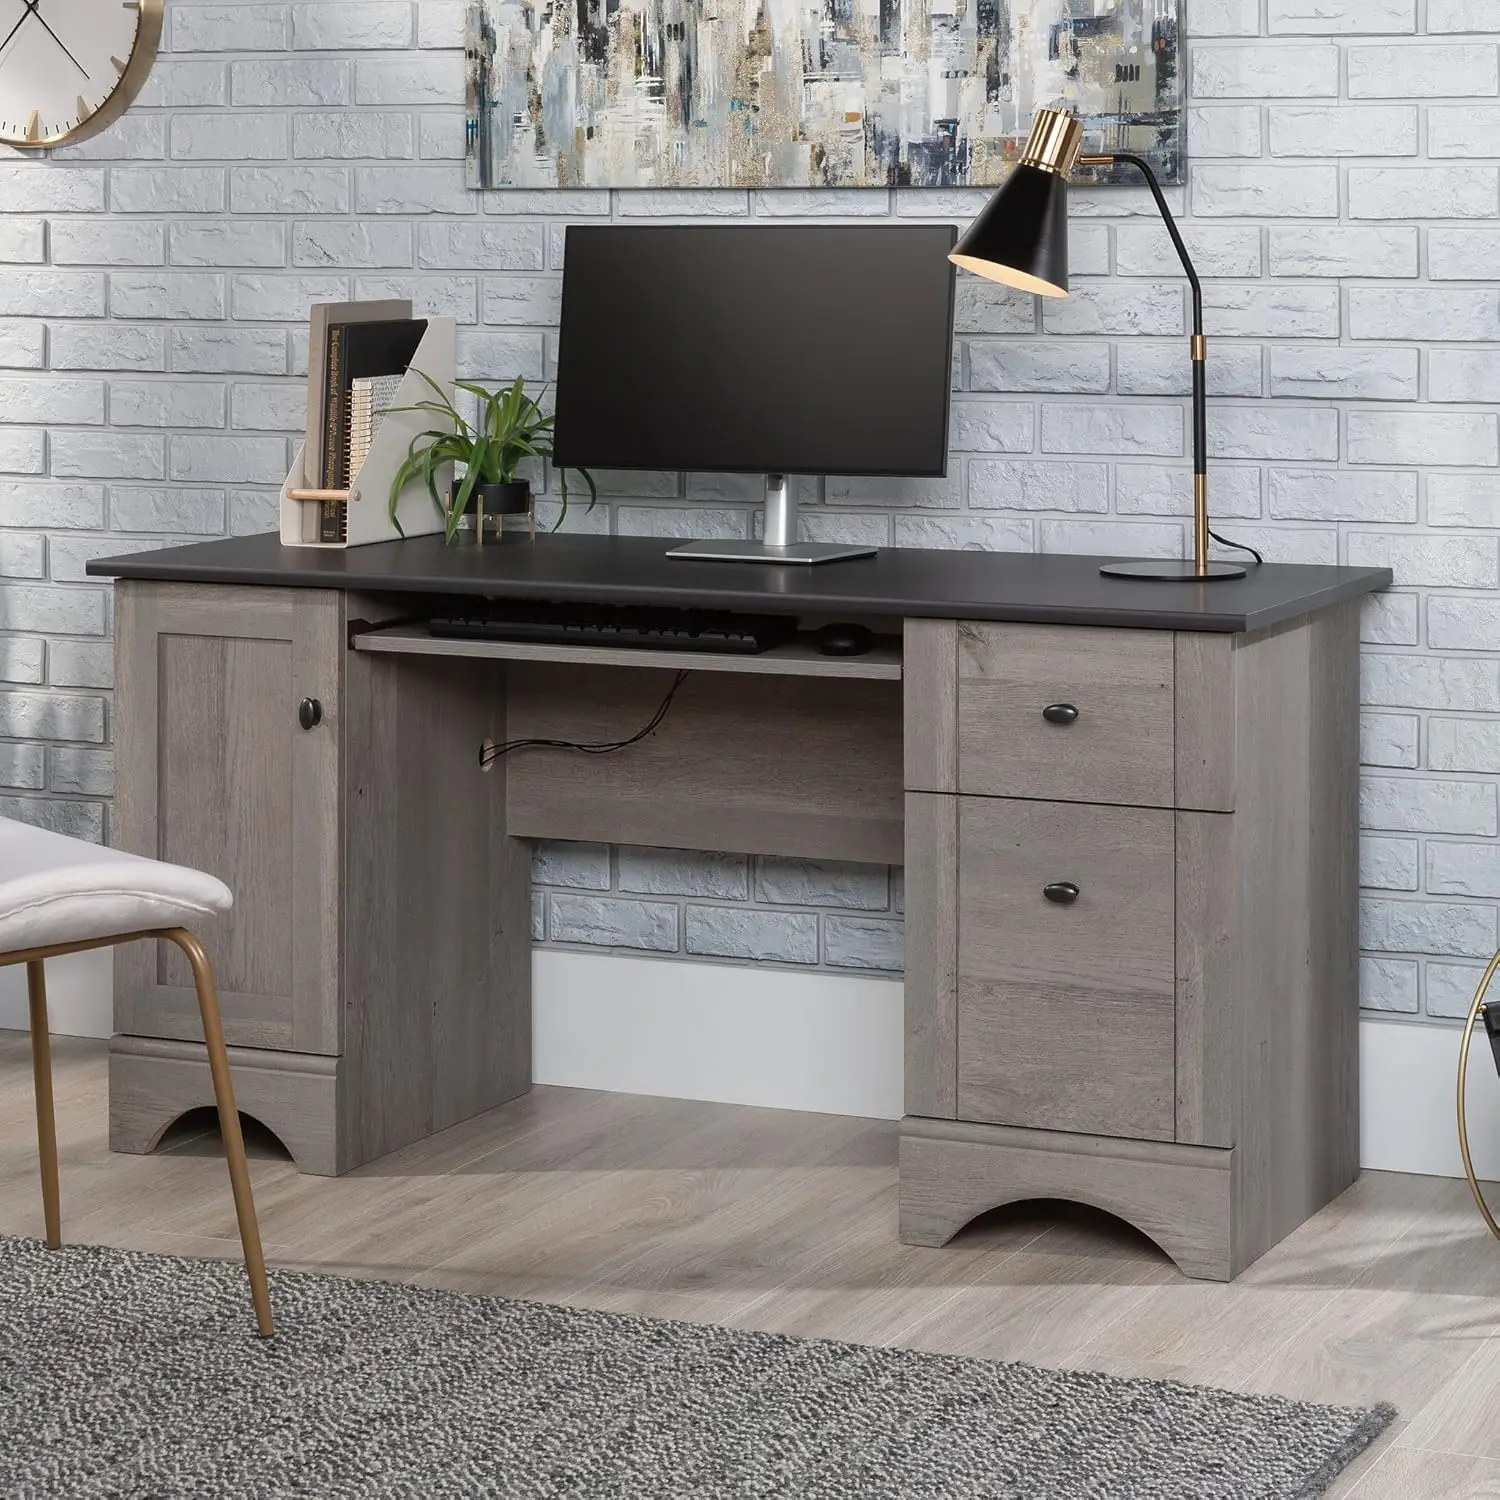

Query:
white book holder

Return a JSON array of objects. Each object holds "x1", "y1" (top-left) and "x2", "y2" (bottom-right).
[{"x1": 280, "y1": 316, "x2": 456, "y2": 549}]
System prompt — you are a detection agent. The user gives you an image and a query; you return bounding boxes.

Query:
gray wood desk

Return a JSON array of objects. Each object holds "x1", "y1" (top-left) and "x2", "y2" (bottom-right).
[{"x1": 90, "y1": 534, "x2": 1390, "y2": 1281}]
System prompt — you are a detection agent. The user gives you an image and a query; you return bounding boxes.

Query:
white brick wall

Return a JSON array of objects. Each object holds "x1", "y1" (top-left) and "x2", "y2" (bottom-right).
[{"x1": 1, "y1": 0, "x2": 1498, "y2": 1014}]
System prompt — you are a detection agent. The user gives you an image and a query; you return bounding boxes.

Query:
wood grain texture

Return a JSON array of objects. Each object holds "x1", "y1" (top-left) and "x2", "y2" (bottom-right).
[
  {"x1": 1229, "y1": 601, "x2": 1362, "y2": 1275},
  {"x1": 902, "y1": 619, "x2": 956, "y2": 792},
  {"x1": 903, "y1": 793, "x2": 957, "y2": 1120},
  {"x1": 113, "y1": 583, "x2": 342, "y2": 1056},
  {"x1": 354, "y1": 627, "x2": 904, "y2": 681},
  {"x1": 505, "y1": 664, "x2": 904, "y2": 865},
  {"x1": 109, "y1": 1033, "x2": 345, "y2": 1176},
  {"x1": 342, "y1": 621, "x2": 531, "y2": 1169},
  {"x1": 956, "y1": 797, "x2": 1176, "y2": 1142},
  {"x1": 1175, "y1": 810, "x2": 1236, "y2": 1147},
  {"x1": 10, "y1": 1039, "x2": 1477, "y2": 1482},
  {"x1": 956, "y1": 622, "x2": 1175, "y2": 807},
  {"x1": 897, "y1": 1117, "x2": 1234, "y2": 1280},
  {"x1": 1174, "y1": 632, "x2": 1236, "y2": 812}
]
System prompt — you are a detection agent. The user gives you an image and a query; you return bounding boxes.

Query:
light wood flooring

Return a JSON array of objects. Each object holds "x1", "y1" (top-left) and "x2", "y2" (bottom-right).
[{"x1": 4, "y1": 1030, "x2": 1500, "y2": 1498}]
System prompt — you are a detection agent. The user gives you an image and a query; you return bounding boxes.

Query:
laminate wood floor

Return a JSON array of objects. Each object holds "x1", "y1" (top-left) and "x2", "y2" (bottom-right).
[{"x1": 4, "y1": 1030, "x2": 1499, "y2": 1498}]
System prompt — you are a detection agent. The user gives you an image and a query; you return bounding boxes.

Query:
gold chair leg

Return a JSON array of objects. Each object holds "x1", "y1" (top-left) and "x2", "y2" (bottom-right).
[
  {"x1": 25, "y1": 960, "x2": 61, "y2": 1250},
  {"x1": 165, "y1": 929, "x2": 274, "y2": 1337}
]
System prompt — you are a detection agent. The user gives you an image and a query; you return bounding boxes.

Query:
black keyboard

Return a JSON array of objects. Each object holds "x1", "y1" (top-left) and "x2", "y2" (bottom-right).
[{"x1": 427, "y1": 601, "x2": 796, "y2": 656}]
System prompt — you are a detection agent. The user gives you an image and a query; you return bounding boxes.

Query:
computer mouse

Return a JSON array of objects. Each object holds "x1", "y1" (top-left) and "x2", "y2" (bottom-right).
[{"x1": 813, "y1": 623, "x2": 874, "y2": 657}]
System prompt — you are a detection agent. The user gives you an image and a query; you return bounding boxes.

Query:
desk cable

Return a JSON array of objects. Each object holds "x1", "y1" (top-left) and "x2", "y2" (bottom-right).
[{"x1": 479, "y1": 670, "x2": 691, "y2": 768}]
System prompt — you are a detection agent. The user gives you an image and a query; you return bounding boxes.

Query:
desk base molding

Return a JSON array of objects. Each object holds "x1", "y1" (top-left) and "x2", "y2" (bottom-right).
[
  {"x1": 110, "y1": 1034, "x2": 345, "y2": 1177},
  {"x1": 898, "y1": 1116, "x2": 1235, "y2": 1281}
]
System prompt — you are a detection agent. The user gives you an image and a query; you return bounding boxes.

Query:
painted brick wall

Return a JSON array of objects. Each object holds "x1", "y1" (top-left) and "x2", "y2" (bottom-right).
[{"x1": 0, "y1": 0, "x2": 1497, "y2": 1008}]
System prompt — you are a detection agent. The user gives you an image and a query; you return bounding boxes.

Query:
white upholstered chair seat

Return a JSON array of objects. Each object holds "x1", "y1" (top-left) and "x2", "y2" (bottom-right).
[
  {"x1": 0, "y1": 816, "x2": 231, "y2": 955},
  {"x1": 1, "y1": 813, "x2": 269, "y2": 1333}
]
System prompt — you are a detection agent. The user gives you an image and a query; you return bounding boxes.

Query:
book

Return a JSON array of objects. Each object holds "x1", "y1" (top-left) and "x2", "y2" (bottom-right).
[
  {"x1": 347, "y1": 373, "x2": 405, "y2": 485},
  {"x1": 316, "y1": 317, "x2": 427, "y2": 543},
  {"x1": 305, "y1": 298, "x2": 411, "y2": 542}
]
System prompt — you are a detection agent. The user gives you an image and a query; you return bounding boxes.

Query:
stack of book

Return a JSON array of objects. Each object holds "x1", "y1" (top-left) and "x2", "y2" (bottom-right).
[{"x1": 304, "y1": 300, "x2": 427, "y2": 543}]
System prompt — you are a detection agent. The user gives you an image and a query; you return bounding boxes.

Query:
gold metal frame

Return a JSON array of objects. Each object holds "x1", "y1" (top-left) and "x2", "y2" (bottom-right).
[
  {"x1": 1458, "y1": 953, "x2": 1500, "y2": 1239},
  {"x1": 2, "y1": 0, "x2": 164, "y2": 150},
  {"x1": 1, "y1": 926, "x2": 274, "y2": 1336}
]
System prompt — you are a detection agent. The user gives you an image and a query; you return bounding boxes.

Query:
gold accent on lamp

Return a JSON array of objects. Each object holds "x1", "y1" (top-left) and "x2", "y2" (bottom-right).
[{"x1": 1019, "y1": 109, "x2": 1084, "y2": 177}]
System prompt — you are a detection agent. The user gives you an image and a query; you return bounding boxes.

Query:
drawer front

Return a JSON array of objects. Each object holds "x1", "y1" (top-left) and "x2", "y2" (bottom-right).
[
  {"x1": 956, "y1": 797, "x2": 1176, "y2": 1141},
  {"x1": 957, "y1": 623, "x2": 1175, "y2": 807}
]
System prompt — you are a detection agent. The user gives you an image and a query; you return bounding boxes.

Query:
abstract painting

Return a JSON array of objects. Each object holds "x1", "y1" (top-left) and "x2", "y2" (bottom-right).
[{"x1": 465, "y1": 0, "x2": 1181, "y2": 190}]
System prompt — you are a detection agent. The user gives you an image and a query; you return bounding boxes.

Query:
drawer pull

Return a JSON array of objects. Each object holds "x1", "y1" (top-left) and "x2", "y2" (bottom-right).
[
  {"x1": 1043, "y1": 881, "x2": 1080, "y2": 905},
  {"x1": 298, "y1": 697, "x2": 323, "y2": 731},
  {"x1": 1042, "y1": 703, "x2": 1080, "y2": 725}
]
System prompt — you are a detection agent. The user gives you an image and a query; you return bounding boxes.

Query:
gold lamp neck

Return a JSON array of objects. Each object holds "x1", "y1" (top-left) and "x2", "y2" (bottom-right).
[{"x1": 1020, "y1": 108, "x2": 1085, "y2": 177}]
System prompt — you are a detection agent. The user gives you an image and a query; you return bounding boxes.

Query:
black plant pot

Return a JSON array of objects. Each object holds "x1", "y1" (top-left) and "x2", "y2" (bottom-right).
[{"x1": 452, "y1": 479, "x2": 532, "y2": 542}]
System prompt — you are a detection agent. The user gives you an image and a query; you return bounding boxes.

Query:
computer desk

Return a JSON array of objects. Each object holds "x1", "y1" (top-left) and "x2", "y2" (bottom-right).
[{"x1": 90, "y1": 533, "x2": 1390, "y2": 1281}]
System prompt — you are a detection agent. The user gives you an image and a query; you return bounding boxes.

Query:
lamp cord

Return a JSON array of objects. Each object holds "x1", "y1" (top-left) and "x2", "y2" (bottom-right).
[
  {"x1": 479, "y1": 670, "x2": 690, "y2": 767},
  {"x1": 1208, "y1": 529, "x2": 1264, "y2": 566}
]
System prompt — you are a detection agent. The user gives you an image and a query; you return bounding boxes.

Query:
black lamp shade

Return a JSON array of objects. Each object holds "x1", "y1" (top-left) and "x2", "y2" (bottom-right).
[{"x1": 948, "y1": 163, "x2": 1071, "y2": 298}]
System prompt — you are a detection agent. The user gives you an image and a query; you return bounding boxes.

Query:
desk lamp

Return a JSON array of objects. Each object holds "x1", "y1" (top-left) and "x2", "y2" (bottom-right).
[{"x1": 951, "y1": 107, "x2": 1244, "y2": 582}]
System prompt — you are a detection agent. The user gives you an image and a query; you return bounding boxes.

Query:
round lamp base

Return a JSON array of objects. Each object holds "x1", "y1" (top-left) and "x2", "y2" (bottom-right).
[{"x1": 1100, "y1": 558, "x2": 1247, "y2": 582}]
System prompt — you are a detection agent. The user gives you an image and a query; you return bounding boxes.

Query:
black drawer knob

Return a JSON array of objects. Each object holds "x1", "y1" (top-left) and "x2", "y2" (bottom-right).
[
  {"x1": 298, "y1": 697, "x2": 322, "y2": 731},
  {"x1": 1042, "y1": 703, "x2": 1080, "y2": 725},
  {"x1": 1043, "y1": 881, "x2": 1080, "y2": 905}
]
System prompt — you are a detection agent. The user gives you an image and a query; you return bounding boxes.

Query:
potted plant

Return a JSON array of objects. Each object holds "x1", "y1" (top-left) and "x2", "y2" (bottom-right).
[{"x1": 386, "y1": 371, "x2": 596, "y2": 543}]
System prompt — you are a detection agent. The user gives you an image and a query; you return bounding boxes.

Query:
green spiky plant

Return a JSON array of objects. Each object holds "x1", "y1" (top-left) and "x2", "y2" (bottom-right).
[{"x1": 386, "y1": 371, "x2": 596, "y2": 543}]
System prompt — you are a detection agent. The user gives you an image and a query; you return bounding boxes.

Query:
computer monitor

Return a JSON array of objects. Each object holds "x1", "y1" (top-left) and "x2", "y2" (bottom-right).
[{"x1": 552, "y1": 224, "x2": 958, "y2": 564}]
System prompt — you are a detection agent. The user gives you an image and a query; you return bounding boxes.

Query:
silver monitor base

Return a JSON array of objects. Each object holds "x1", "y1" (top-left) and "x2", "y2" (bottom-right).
[
  {"x1": 664, "y1": 475, "x2": 877, "y2": 565},
  {"x1": 666, "y1": 539, "x2": 877, "y2": 565}
]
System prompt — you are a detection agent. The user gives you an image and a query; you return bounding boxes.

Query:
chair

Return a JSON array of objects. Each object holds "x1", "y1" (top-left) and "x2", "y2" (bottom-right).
[{"x1": 0, "y1": 817, "x2": 273, "y2": 1336}]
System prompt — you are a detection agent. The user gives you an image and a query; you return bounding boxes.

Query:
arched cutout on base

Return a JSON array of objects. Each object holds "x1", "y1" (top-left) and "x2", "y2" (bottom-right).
[
  {"x1": 948, "y1": 1194, "x2": 1180, "y2": 1268},
  {"x1": 152, "y1": 1106, "x2": 295, "y2": 1164},
  {"x1": 953, "y1": 1195, "x2": 1176, "y2": 1264},
  {"x1": 899, "y1": 1122, "x2": 1235, "y2": 1281},
  {"x1": 109, "y1": 1033, "x2": 344, "y2": 1175}
]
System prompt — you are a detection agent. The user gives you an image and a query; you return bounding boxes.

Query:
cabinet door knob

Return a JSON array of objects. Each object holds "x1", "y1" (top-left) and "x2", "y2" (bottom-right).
[
  {"x1": 1042, "y1": 703, "x2": 1080, "y2": 725},
  {"x1": 1043, "y1": 881, "x2": 1080, "y2": 905},
  {"x1": 298, "y1": 697, "x2": 322, "y2": 731}
]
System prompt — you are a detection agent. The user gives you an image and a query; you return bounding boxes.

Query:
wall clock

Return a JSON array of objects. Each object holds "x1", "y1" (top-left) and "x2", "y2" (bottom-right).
[{"x1": 0, "y1": 0, "x2": 162, "y2": 149}]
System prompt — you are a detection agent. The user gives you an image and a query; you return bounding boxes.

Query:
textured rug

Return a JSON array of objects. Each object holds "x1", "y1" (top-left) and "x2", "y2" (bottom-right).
[{"x1": 0, "y1": 1236, "x2": 1391, "y2": 1499}]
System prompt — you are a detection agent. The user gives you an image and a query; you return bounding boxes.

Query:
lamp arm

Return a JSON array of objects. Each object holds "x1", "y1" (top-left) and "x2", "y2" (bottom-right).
[
  {"x1": 1080, "y1": 151, "x2": 1201, "y2": 332},
  {"x1": 1080, "y1": 149, "x2": 1209, "y2": 573}
]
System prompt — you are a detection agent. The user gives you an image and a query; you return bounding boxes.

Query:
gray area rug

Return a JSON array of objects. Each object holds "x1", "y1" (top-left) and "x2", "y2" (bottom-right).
[{"x1": 0, "y1": 1236, "x2": 1391, "y2": 1499}]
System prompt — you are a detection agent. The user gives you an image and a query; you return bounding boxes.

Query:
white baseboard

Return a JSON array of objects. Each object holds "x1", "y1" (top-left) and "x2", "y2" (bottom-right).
[
  {"x1": 0, "y1": 947, "x2": 112, "y2": 1038},
  {"x1": 6, "y1": 947, "x2": 1494, "y2": 1181},
  {"x1": 1361, "y1": 1017, "x2": 1500, "y2": 1181},
  {"x1": 533, "y1": 950, "x2": 905, "y2": 1119}
]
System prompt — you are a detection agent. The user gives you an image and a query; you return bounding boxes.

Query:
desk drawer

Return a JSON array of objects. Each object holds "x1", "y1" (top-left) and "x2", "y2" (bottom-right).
[
  {"x1": 956, "y1": 796, "x2": 1175, "y2": 1142},
  {"x1": 956, "y1": 622, "x2": 1175, "y2": 807}
]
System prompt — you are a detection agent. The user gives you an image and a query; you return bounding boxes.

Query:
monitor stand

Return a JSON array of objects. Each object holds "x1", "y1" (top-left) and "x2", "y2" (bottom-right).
[{"x1": 665, "y1": 475, "x2": 876, "y2": 565}]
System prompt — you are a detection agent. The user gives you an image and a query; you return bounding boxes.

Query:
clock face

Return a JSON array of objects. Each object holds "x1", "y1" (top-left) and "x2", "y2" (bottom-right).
[{"x1": 0, "y1": 0, "x2": 161, "y2": 147}]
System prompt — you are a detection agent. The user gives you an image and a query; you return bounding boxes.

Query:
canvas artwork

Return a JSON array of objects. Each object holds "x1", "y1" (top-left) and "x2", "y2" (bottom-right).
[{"x1": 465, "y1": 0, "x2": 1181, "y2": 191}]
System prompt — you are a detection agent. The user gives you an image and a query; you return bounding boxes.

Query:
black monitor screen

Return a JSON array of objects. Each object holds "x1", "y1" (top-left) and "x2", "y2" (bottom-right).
[{"x1": 552, "y1": 225, "x2": 957, "y2": 478}]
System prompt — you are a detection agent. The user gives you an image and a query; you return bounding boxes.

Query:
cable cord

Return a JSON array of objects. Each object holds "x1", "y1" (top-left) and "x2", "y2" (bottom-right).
[
  {"x1": 479, "y1": 670, "x2": 691, "y2": 768},
  {"x1": 1208, "y1": 528, "x2": 1264, "y2": 566}
]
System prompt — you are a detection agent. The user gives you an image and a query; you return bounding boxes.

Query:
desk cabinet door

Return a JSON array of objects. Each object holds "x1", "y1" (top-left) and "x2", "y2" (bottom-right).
[
  {"x1": 113, "y1": 582, "x2": 342, "y2": 1055},
  {"x1": 956, "y1": 797, "x2": 1176, "y2": 1142}
]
